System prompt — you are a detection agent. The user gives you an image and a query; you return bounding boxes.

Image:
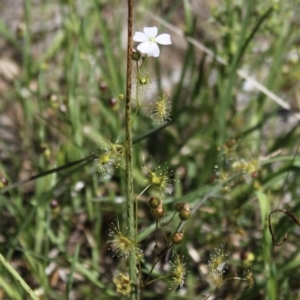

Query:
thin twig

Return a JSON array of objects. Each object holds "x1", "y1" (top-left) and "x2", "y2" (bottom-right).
[{"x1": 268, "y1": 209, "x2": 300, "y2": 246}]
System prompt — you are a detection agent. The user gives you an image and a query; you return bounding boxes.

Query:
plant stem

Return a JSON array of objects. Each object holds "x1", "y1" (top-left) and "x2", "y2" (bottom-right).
[
  {"x1": 0, "y1": 252, "x2": 39, "y2": 300},
  {"x1": 125, "y1": 0, "x2": 137, "y2": 299}
]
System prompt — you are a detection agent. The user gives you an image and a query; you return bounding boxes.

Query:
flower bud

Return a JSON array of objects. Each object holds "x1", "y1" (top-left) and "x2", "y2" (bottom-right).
[
  {"x1": 151, "y1": 204, "x2": 165, "y2": 219},
  {"x1": 0, "y1": 177, "x2": 9, "y2": 189},
  {"x1": 108, "y1": 97, "x2": 119, "y2": 110},
  {"x1": 99, "y1": 81, "x2": 107, "y2": 91},
  {"x1": 179, "y1": 204, "x2": 191, "y2": 221},
  {"x1": 50, "y1": 199, "x2": 59, "y2": 210},
  {"x1": 16, "y1": 22, "x2": 26, "y2": 38},
  {"x1": 240, "y1": 250, "x2": 255, "y2": 265},
  {"x1": 118, "y1": 94, "x2": 125, "y2": 100},
  {"x1": 132, "y1": 49, "x2": 141, "y2": 61},
  {"x1": 50, "y1": 199, "x2": 60, "y2": 215},
  {"x1": 46, "y1": 93, "x2": 59, "y2": 108},
  {"x1": 148, "y1": 196, "x2": 161, "y2": 209},
  {"x1": 138, "y1": 75, "x2": 150, "y2": 86},
  {"x1": 40, "y1": 143, "x2": 51, "y2": 161},
  {"x1": 251, "y1": 172, "x2": 258, "y2": 178},
  {"x1": 171, "y1": 231, "x2": 184, "y2": 245},
  {"x1": 225, "y1": 139, "x2": 236, "y2": 149},
  {"x1": 113, "y1": 273, "x2": 131, "y2": 296},
  {"x1": 174, "y1": 202, "x2": 185, "y2": 212}
]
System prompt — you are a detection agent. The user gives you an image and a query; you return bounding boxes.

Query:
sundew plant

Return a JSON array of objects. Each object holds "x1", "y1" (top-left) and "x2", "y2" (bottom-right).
[{"x1": 1, "y1": 0, "x2": 300, "y2": 299}]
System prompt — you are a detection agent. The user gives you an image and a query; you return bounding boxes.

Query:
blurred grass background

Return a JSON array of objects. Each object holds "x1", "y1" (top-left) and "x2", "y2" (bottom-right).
[{"x1": 1, "y1": 0, "x2": 300, "y2": 299}]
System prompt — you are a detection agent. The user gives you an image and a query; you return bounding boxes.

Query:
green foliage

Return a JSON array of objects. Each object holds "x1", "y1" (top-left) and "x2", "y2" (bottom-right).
[{"x1": 1, "y1": 0, "x2": 300, "y2": 299}]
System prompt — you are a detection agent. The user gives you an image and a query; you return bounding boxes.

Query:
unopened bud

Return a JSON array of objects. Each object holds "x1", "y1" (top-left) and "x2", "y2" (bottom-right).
[
  {"x1": 0, "y1": 177, "x2": 9, "y2": 189},
  {"x1": 50, "y1": 199, "x2": 59, "y2": 210},
  {"x1": 119, "y1": 94, "x2": 125, "y2": 100},
  {"x1": 179, "y1": 205, "x2": 191, "y2": 221},
  {"x1": 16, "y1": 22, "x2": 26, "y2": 38},
  {"x1": 40, "y1": 143, "x2": 51, "y2": 161},
  {"x1": 148, "y1": 196, "x2": 161, "y2": 209},
  {"x1": 132, "y1": 49, "x2": 141, "y2": 61},
  {"x1": 171, "y1": 231, "x2": 184, "y2": 244},
  {"x1": 108, "y1": 97, "x2": 118, "y2": 110},
  {"x1": 50, "y1": 199, "x2": 60, "y2": 215},
  {"x1": 151, "y1": 204, "x2": 165, "y2": 219},
  {"x1": 240, "y1": 250, "x2": 255, "y2": 265},
  {"x1": 46, "y1": 93, "x2": 59, "y2": 108},
  {"x1": 99, "y1": 81, "x2": 107, "y2": 91},
  {"x1": 138, "y1": 75, "x2": 150, "y2": 86},
  {"x1": 225, "y1": 139, "x2": 236, "y2": 149},
  {"x1": 251, "y1": 172, "x2": 258, "y2": 178},
  {"x1": 174, "y1": 202, "x2": 185, "y2": 212}
]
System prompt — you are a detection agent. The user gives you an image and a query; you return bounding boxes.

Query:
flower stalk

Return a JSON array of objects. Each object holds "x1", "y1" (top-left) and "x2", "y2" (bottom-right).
[{"x1": 125, "y1": 0, "x2": 137, "y2": 299}]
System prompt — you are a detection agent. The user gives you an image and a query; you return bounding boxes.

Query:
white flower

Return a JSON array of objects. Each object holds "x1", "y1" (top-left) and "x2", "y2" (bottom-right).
[{"x1": 133, "y1": 27, "x2": 171, "y2": 57}]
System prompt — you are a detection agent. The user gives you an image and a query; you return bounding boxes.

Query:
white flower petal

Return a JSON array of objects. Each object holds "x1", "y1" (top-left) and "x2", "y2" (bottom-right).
[
  {"x1": 134, "y1": 27, "x2": 171, "y2": 58},
  {"x1": 146, "y1": 42, "x2": 160, "y2": 57},
  {"x1": 155, "y1": 34, "x2": 172, "y2": 45},
  {"x1": 144, "y1": 27, "x2": 157, "y2": 38},
  {"x1": 133, "y1": 32, "x2": 149, "y2": 42},
  {"x1": 137, "y1": 41, "x2": 152, "y2": 54}
]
